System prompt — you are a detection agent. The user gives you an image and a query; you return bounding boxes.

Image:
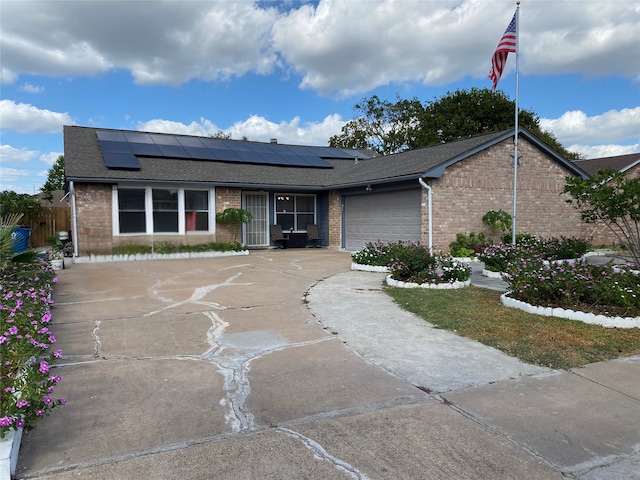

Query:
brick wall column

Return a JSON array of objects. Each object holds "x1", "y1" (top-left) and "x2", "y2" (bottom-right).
[{"x1": 328, "y1": 190, "x2": 342, "y2": 248}]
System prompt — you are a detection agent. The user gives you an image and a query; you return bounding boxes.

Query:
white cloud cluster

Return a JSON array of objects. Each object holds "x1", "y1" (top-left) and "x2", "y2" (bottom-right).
[
  {"x1": 1, "y1": 1, "x2": 638, "y2": 94},
  {"x1": 138, "y1": 113, "x2": 346, "y2": 146},
  {"x1": 0, "y1": 100, "x2": 74, "y2": 133}
]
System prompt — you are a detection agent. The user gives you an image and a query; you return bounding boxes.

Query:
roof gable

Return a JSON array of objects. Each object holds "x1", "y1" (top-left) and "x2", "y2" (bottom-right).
[{"x1": 570, "y1": 153, "x2": 640, "y2": 177}]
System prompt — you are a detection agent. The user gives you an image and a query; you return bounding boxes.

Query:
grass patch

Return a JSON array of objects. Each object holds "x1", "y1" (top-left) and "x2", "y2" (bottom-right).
[{"x1": 386, "y1": 286, "x2": 640, "y2": 370}]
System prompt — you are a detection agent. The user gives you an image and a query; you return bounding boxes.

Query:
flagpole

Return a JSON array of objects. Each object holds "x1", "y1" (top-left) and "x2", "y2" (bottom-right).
[{"x1": 511, "y1": 0, "x2": 520, "y2": 245}]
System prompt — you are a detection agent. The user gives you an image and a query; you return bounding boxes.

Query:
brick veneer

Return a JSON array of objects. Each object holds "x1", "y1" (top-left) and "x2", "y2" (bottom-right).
[
  {"x1": 74, "y1": 183, "x2": 114, "y2": 255},
  {"x1": 419, "y1": 138, "x2": 620, "y2": 253},
  {"x1": 215, "y1": 187, "x2": 242, "y2": 243}
]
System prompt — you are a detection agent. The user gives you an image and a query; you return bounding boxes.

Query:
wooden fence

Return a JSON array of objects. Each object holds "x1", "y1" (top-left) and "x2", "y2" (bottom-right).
[{"x1": 22, "y1": 207, "x2": 72, "y2": 248}]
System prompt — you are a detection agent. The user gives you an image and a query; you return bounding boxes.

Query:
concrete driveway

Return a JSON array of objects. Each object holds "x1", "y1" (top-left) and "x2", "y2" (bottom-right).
[{"x1": 14, "y1": 250, "x2": 636, "y2": 479}]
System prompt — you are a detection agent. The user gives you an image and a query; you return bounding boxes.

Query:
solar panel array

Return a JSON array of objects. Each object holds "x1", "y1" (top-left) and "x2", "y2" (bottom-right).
[{"x1": 97, "y1": 131, "x2": 367, "y2": 170}]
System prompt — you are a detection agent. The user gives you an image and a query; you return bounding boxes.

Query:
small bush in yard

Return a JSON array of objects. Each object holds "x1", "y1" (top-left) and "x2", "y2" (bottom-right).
[
  {"x1": 351, "y1": 241, "x2": 406, "y2": 266},
  {"x1": 390, "y1": 244, "x2": 471, "y2": 284}
]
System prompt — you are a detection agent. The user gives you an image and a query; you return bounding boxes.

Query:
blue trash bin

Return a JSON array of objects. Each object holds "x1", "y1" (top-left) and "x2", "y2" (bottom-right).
[{"x1": 12, "y1": 227, "x2": 31, "y2": 254}]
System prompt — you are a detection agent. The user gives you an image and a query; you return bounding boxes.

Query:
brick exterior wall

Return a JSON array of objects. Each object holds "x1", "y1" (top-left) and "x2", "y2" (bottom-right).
[
  {"x1": 327, "y1": 190, "x2": 342, "y2": 247},
  {"x1": 215, "y1": 187, "x2": 242, "y2": 243},
  {"x1": 419, "y1": 137, "x2": 613, "y2": 253},
  {"x1": 74, "y1": 183, "x2": 114, "y2": 255}
]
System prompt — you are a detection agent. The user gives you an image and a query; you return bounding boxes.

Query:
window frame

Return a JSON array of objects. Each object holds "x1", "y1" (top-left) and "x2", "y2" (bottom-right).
[
  {"x1": 112, "y1": 185, "x2": 215, "y2": 236},
  {"x1": 274, "y1": 193, "x2": 316, "y2": 232}
]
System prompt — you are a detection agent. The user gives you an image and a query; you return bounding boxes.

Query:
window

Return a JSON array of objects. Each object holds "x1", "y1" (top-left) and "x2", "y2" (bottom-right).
[
  {"x1": 275, "y1": 194, "x2": 315, "y2": 231},
  {"x1": 185, "y1": 190, "x2": 209, "y2": 231},
  {"x1": 118, "y1": 188, "x2": 146, "y2": 234},
  {"x1": 153, "y1": 189, "x2": 178, "y2": 233},
  {"x1": 114, "y1": 186, "x2": 214, "y2": 235}
]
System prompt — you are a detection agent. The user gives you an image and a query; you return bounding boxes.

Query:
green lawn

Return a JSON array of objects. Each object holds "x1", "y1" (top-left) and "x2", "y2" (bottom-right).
[{"x1": 385, "y1": 286, "x2": 640, "y2": 370}]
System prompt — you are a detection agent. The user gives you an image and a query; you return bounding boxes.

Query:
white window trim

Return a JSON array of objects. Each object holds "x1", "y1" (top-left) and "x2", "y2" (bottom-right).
[{"x1": 113, "y1": 185, "x2": 216, "y2": 236}]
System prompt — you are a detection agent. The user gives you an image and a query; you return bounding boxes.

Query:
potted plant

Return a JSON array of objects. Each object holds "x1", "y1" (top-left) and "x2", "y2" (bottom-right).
[{"x1": 46, "y1": 236, "x2": 64, "y2": 270}]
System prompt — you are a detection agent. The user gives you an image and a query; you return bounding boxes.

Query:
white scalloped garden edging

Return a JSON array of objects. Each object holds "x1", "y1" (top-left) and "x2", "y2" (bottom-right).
[
  {"x1": 386, "y1": 275, "x2": 471, "y2": 289},
  {"x1": 75, "y1": 249, "x2": 250, "y2": 264},
  {"x1": 500, "y1": 293, "x2": 640, "y2": 328},
  {"x1": 482, "y1": 269, "x2": 504, "y2": 279},
  {"x1": 351, "y1": 263, "x2": 389, "y2": 272}
]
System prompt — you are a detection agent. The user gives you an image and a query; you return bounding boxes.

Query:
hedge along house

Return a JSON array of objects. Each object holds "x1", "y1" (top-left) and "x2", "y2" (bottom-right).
[{"x1": 65, "y1": 125, "x2": 605, "y2": 257}]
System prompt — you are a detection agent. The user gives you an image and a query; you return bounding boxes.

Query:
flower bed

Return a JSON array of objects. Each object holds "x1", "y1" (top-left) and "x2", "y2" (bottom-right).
[
  {"x1": 351, "y1": 241, "x2": 471, "y2": 286},
  {"x1": 502, "y1": 256, "x2": 640, "y2": 320},
  {"x1": 1, "y1": 261, "x2": 65, "y2": 439},
  {"x1": 479, "y1": 236, "x2": 590, "y2": 273}
]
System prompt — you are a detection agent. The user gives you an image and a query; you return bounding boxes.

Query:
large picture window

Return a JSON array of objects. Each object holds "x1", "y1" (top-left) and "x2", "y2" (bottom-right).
[
  {"x1": 115, "y1": 186, "x2": 213, "y2": 235},
  {"x1": 118, "y1": 188, "x2": 146, "y2": 234},
  {"x1": 275, "y1": 194, "x2": 315, "y2": 231}
]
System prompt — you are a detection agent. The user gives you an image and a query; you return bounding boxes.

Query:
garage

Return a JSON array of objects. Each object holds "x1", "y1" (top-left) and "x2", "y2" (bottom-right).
[{"x1": 344, "y1": 189, "x2": 422, "y2": 251}]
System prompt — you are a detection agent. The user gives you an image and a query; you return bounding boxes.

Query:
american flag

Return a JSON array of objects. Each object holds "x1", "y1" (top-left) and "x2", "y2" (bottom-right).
[{"x1": 489, "y1": 10, "x2": 517, "y2": 92}]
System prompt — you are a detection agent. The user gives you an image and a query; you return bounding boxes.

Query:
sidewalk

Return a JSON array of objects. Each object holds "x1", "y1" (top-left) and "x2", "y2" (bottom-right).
[{"x1": 307, "y1": 263, "x2": 640, "y2": 479}]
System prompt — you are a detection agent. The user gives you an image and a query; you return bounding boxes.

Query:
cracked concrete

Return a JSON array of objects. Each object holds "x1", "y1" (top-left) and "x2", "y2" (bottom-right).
[{"x1": 14, "y1": 250, "x2": 638, "y2": 479}]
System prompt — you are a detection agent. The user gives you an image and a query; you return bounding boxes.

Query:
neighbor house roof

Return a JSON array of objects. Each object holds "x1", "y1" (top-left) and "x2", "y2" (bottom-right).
[
  {"x1": 570, "y1": 153, "x2": 640, "y2": 177},
  {"x1": 64, "y1": 125, "x2": 588, "y2": 190}
]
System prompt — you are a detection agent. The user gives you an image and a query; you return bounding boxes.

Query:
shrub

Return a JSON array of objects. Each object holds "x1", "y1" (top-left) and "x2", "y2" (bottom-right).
[
  {"x1": 503, "y1": 256, "x2": 640, "y2": 318},
  {"x1": 481, "y1": 236, "x2": 591, "y2": 272},
  {"x1": 1, "y1": 260, "x2": 65, "y2": 437},
  {"x1": 351, "y1": 241, "x2": 406, "y2": 266},
  {"x1": 449, "y1": 232, "x2": 489, "y2": 257},
  {"x1": 390, "y1": 244, "x2": 471, "y2": 284}
]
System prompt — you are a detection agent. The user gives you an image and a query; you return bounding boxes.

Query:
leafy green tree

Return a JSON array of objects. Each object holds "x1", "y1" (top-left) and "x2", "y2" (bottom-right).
[
  {"x1": 563, "y1": 169, "x2": 640, "y2": 264},
  {"x1": 330, "y1": 88, "x2": 580, "y2": 159},
  {"x1": 0, "y1": 190, "x2": 42, "y2": 216},
  {"x1": 40, "y1": 155, "x2": 65, "y2": 203}
]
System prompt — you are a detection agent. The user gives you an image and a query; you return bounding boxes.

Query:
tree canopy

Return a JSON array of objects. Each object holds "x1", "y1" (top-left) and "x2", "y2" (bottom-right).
[
  {"x1": 40, "y1": 154, "x2": 65, "y2": 203},
  {"x1": 564, "y1": 168, "x2": 639, "y2": 264},
  {"x1": 329, "y1": 88, "x2": 580, "y2": 159}
]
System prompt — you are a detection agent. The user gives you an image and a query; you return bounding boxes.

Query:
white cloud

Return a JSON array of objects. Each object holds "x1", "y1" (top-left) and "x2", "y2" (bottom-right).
[
  {"x1": 0, "y1": 100, "x2": 74, "y2": 133},
  {"x1": 0, "y1": 144, "x2": 40, "y2": 164},
  {"x1": 137, "y1": 113, "x2": 345, "y2": 146},
  {"x1": 41, "y1": 151, "x2": 63, "y2": 166},
  {"x1": 0, "y1": 1, "x2": 637, "y2": 94},
  {"x1": 540, "y1": 107, "x2": 640, "y2": 150},
  {"x1": 19, "y1": 82, "x2": 44, "y2": 93},
  {"x1": 568, "y1": 143, "x2": 640, "y2": 160}
]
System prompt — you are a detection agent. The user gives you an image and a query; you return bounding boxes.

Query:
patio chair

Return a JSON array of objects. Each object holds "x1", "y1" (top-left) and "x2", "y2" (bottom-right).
[
  {"x1": 306, "y1": 224, "x2": 322, "y2": 248},
  {"x1": 270, "y1": 224, "x2": 289, "y2": 249}
]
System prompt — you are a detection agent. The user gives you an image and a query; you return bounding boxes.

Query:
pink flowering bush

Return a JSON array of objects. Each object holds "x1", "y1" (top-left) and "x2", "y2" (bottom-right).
[
  {"x1": 502, "y1": 255, "x2": 640, "y2": 318},
  {"x1": 0, "y1": 260, "x2": 65, "y2": 438}
]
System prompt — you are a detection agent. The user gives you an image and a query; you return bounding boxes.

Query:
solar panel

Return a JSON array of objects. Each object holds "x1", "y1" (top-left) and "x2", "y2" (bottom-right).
[
  {"x1": 102, "y1": 152, "x2": 140, "y2": 170},
  {"x1": 96, "y1": 130, "x2": 355, "y2": 169}
]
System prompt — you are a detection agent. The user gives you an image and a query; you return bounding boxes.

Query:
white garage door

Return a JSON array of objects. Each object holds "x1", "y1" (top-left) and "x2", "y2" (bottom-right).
[{"x1": 344, "y1": 189, "x2": 422, "y2": 251}]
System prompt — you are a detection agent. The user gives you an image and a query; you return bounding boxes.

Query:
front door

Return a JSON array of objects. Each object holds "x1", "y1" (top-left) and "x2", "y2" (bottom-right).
[{"x1": 243, "y1": 192, "x2": 268, "y2": 247}]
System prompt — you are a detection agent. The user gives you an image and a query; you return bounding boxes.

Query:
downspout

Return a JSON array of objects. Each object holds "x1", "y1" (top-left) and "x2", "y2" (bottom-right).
[
  {"x1": 418, "y1": 178, "x2": 433, "y2": 254},
  {"x1": 70, "y1": 181, "x2": 79, "y2": 258}
]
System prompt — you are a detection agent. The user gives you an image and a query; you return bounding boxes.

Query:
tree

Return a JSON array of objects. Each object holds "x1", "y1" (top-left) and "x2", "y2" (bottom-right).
[
  {"x1": 330, "y1": 88, "x2": 580, "y2": 158},
  {"x1": 563, "y1": 169, "x2": 640, "y2": 264},
  {"x1": 215, "y1": 208, "x2": 253, "y2": 243},
  {"x1": 40, "y1": 155, "x2": 65, "y2": 204},
  {"x1": 0, "y1": 190, "x2": 42, "y2": 216}
]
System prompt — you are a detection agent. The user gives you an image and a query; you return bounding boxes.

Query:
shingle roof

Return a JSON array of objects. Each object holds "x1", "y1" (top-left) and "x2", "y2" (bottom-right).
[
  {"x1": 570, "y1": 153, "x2": 640, "y2": 177},
  {"x1": 64, "y1": 125, "x2": 587, "y2": 189}
]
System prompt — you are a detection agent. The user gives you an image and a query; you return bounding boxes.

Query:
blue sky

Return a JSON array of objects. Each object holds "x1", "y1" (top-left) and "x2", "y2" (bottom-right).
[{"x1": 1, "y1": 0, "x2": 639, "y2": 195}]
